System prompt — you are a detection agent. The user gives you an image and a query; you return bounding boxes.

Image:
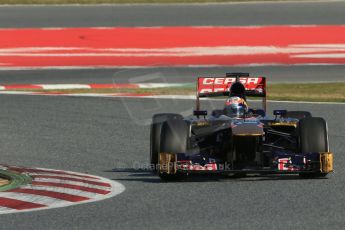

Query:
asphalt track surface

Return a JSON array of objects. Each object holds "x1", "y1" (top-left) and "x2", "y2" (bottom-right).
[
  {"x1": 0, "y1": 66, "x2": 344, "y2": 84},
  {"x1": 1, "y1": 1, "x2": 345, "y2": 28},
  {"x1": 0, "y1": 2, "x2": 344, "y2": 229},
  {"x1": 0, "y1": 95, "x2": 344, "y2": 229},
  {"x1": 0, "y1": 1, "x2": 344, "y2": 83}
]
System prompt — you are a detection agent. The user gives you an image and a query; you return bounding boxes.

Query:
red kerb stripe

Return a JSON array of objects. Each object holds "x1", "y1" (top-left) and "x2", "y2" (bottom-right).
[
  {"x1": 4, "y1": 85, "x2": 43, "y2": 89},
  {"x1": 0, "y1": 197, "x2": 45, "y2": 210}
]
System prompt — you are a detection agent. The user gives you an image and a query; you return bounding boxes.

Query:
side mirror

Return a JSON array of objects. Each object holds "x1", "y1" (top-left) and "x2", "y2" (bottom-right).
[
  {"x1": 250, "y1": 109, "x2": 266, "y2": 117},
  {"x1": 273, "y1": 110, "x2": 287, "y2": 116},
  {"x1": 193, "y1": 110, "x2": 208, "y2": 116}
]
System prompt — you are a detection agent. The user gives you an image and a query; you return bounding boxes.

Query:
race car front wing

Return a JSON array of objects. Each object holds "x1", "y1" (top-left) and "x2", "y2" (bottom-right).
[{"x1": 159, "y1": 152, "x2": 333, "y2": 175}]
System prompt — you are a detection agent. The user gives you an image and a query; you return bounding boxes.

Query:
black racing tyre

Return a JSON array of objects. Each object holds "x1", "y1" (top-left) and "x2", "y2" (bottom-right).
[
  {"x1": 298, "y1": 117, "x2": 329, "y2": 178},
  {"x1": 159, "y1": 118, "x2": 189, "y2": 181},
  {"x1": 285, "y1": 111, "x2": 312, "y2": 120},
  {"x1": 150, "y1": 113, "x2": 183, "y2": 172}
]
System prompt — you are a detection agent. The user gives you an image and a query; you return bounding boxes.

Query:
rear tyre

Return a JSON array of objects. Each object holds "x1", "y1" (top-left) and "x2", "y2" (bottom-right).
[
  {"x1": 298, "y1": 117, "x2": 329, "y2": 178},
  {"x1": 150, "y1": 113, "x2": 183, "y2": 172},
  {"x1": 285, "y1": 111, "x2": 312, "y2": 120},
  {"x1": 159, "y1": 118, "x2": 189, "y2": 181}
]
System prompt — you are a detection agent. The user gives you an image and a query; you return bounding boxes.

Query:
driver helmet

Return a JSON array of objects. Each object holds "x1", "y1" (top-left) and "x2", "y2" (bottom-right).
[{"x1": 224, "y1": 96, "x2": 248, "y2": 117}]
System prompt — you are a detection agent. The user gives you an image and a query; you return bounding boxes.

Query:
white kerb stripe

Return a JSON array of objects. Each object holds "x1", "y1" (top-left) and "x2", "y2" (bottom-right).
[
  {"x1": 292, "y1": 53, "x2": 345, "y2": 58},
  {"x1": 37, "y1": 84, "x2": 92, "y2": 90},
  {"x1": 12, "y1": 167, "x2": 102, "y2": 180},
  {"x1": 32, "y1": 178, "x2": 112, "y2": 191},
  {"x1": 21, "y1": 185, "x2": 108, "y2": 198},
  {"x1": 137, "y1": 83, "x2": 187, "y2": 88},
  {"x1": 0, "y1": 207, "x2": 16, "y2": 212},
  {"x1": 29, "y1": 173, "x2": 104, "y2": 182}
]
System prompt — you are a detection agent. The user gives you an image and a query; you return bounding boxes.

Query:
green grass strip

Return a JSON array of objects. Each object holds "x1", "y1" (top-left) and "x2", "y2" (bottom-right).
[
  {"x1": 268, "y1": 82, "x2": 345, "y2": 103},
  {"x1": 0, "y1": 169, "x2": 32, "y2": 192}
]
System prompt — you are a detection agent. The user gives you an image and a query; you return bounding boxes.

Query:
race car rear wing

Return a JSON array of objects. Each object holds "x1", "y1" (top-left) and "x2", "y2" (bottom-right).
[{"x1": 196, "y1": 73, "x2": 267, "y2": 112}]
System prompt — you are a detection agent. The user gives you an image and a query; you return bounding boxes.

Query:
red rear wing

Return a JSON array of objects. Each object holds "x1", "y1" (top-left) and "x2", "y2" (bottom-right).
[
  {"x1": 197, "y1": 77, "x2": 266, "y2": 97},
  {"x1": 196, "y1": 76, "x2": 267, "y2": 112}
]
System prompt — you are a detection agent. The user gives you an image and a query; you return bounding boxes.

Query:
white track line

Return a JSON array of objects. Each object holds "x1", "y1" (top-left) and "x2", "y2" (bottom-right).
[
  {"x1": 0, "y1": 83, "x2": 186, "y2": 90},
  {"x1": 37, "y1": 84, "x2": 91, "y2": 90},
  {"x1": 0, "y1": 45, "x2": 344, "y2": 57}
]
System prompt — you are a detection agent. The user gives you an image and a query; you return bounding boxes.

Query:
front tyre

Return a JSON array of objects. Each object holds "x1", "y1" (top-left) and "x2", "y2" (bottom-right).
[
  {"x1": 150, "y1": 113, "x2": 183, "y2": 172},
  {"x1": 159, "y1": 118, "x2": 189, "y2": 181},
  {"x1": 298, "y1": 117, "x2": 329, "y2": 178}
]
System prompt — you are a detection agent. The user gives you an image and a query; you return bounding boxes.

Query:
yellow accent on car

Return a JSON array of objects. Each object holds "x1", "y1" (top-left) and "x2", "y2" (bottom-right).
[
  {"x1": 232, "y1": 133, "x2": 263, "y2": 136},
  {"x1": 320, "y1": 152, "x2": 333, "y2": 173},
  {"x1": 159, "y1": 153, "x2": 177, "y2": 174},
  {"x1": 195, "y1": 121, "x2": 210, "y2": 127},
  {"x1": 269, "y1": 121, "x2": 298, "y2": 127}
]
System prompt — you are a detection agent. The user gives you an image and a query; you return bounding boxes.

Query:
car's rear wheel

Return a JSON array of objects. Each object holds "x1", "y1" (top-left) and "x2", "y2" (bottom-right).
[
  {"x1": 298, "y1": 117, "x2": 329, "y2": 178},
  {"x1": 159, "y1": 117, "x2": 189, "y2": 181},
  {"x1": 150, "y1": 113, "x2": 183, "y2": 172}
]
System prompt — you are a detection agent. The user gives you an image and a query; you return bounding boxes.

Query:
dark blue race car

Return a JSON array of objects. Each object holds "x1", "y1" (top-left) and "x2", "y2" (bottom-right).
[{"x1": 150, "y1": 73, "x2": 333, "y2": 181}]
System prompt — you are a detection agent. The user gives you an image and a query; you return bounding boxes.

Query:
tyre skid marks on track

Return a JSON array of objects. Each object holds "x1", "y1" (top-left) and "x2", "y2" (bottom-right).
[{"x1": 0, "y1": 165, "x2": 125, "y2": 214}]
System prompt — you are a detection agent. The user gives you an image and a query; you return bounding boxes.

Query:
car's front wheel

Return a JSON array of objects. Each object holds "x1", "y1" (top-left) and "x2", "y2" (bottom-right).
[
  {"x1": 159, "y1": 117, "x2": 189, "y2": 181},
  {"x1": 298, "y1": 117, "x2": 329, "y2": 178},
  {"x1": 150, "y1": 113, "x2": 183, "y2": 172}
]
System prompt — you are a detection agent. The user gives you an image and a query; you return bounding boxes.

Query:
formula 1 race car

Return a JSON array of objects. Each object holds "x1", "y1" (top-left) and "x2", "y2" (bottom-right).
[{"x1": 150, "y1": 73, "x2": 333, "y2": 181}]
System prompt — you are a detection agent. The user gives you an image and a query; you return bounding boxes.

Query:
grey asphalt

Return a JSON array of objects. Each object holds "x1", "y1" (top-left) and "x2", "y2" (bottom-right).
[
  {"x1": 1, "y1": 1, "x2": 345, "y2": 28},
  {"x1": 0, "y1": 95, "x2": 344, "y2": 230},
  {"x1": 0, "y1": 66, "x2": 345, "y2": 84},
  {"x1": 0, "y1": 1, "x2": 345, "y2": 84},
  {"x1": 0, "y1": 3, "x2": 344, "y2": 228}
]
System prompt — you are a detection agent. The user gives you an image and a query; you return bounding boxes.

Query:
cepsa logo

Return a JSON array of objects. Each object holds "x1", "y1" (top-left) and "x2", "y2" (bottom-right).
[{"x1": 199, "y1": 77, "x2": 261, "y2": 94}]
